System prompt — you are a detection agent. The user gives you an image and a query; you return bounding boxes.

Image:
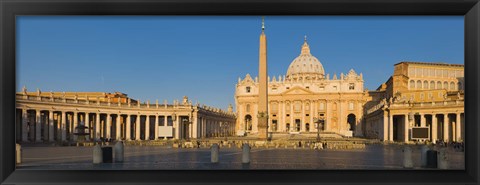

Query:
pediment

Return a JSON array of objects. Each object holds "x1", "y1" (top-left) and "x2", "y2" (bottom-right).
[{"x1": 281, "y1": 86, "x2": 315, "y2": 95}]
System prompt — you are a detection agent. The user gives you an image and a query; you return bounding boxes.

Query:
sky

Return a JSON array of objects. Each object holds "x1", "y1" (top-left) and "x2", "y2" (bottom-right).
[{"x1": 16, "y1": 16, "x2": 464, "y2": 110}]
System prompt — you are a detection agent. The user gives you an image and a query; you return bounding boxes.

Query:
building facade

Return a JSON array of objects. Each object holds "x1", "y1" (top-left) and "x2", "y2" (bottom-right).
[
  {"x1": 15, "y1": 89, "x2": 236, "y2": 143},
  {"x1": 364, "y1": 62, "x2": 464, "y2": 143},
  {"x1": 235, "y1": 36, "x2": 367, "y2": 137}
]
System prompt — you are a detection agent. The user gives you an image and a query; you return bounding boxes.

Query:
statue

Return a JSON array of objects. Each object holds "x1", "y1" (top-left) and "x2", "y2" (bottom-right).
[{"x1": 22, "y1": 86, "x2": 27, "y2": 95}]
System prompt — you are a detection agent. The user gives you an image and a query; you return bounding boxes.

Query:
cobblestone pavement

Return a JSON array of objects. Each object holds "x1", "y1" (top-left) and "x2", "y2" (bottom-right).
[{"x1": 17, "y1": 144, "x2": 464, "y2": 170}]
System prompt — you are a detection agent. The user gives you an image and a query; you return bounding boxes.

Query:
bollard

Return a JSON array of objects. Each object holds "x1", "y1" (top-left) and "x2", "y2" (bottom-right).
[
  {"x1": 403, "y1": 146, "x2": 413, "y2": 168},
  {"x1": 242, "y1": 143, "x2": 250, "y2": 164},
  {"x1": 426, "y1": 149, "x2": 438, "y2": 168},
  {"x1": 114, "y1": 141, "x2": 124, "y2": 163},
  {"x1": 16, "y1": 143, "x2": 21, "y2": 164},
  {"x1": 437, "y1": 148, "x2": 449, "y2": 169},
  {"x1": 93, "y1": 145, "x2": 103, "y2": 164},
  {"x1": 420, "y1": 145, "x2": 429, "y2": 167},
  {"x1": 211, "y1": 143, "x2": 219, "y2": 163}
]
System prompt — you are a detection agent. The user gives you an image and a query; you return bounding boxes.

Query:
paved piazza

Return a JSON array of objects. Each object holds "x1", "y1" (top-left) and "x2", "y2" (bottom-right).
[{"x1": 18, "y1": 144, "x2": 464, "y2": 170}]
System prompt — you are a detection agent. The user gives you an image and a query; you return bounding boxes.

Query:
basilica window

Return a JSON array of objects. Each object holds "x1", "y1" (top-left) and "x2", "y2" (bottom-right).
[
  {"x1": 416, "y1": 80, "x2": 422, "y2": 89},
  {"x1": 410, "y1": 80, "x2": 415, "y2": 89},
  {"x1": 437, "y1": 81, "x2": 442, "y2": 89},
  {"x1": 305, "y1": 103, "x2": 310, "y2": 111},
  {"x1": 430, "y1": 81, "x2": 435, "y2": 89},
  {"x1": 333, "y1": 86, "x2": 337, "y2": 91},
  {"x1": 294, "y1": 102, "x2": 301, "y2": 112},
  {"x1": 246, "y1": 86, "x2": 251, "y2": 93},
  {"x1": 349, "y1": 102, "x2": 354, "y2": 110},
  {"x1": 443, "y1": 82, "x2": 448, "y2": 90},
  {"x1": 450, "y1": 82, "x2": 455, "y2": 90},
  {"x1": 320, "y1": 102, "x2": 325, "y2": 110},
  {"x1": 349, "y1": 83, "x2": 355, "y2": 90},
  {"x1": 246, "y1": 104, "x2": 251, "y2": 112},
  {"x1": 420, "y1": 93, "x2": 424, "y2": 100},
  {"x1": 423, "y1": 81, "x2": 428, "y2": 89}
]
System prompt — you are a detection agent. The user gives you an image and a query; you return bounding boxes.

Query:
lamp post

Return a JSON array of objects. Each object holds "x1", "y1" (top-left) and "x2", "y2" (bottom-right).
[
  {"x1": 314, "y1": 117, "x2": 325, "y2": 142},
  {"x1": 220, "y1": 122, "x2": 228, "y2": 141}
]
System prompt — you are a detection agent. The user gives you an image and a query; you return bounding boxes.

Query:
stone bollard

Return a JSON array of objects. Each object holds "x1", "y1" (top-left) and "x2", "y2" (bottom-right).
[
  {"x1": 403, "y1": 146, "x2": 413, "y2": 168},
  {"x1": 437, "y1": 148, "x2": 449, "y2": 169},
  {"x1": 211, "y1": 143, "x2": 219, "y2": 163},
  {"x1": 16, "y1": 143, "x2": 21, "y2": 164},
  {"x1": 114, "y1": 141, "x2": 124, "y2": 163},
  {"x1": 420, "y1": 145, "x2": 429, "y2": 167},
  {"x1": 242, "y1": 143, "x2": 251, "y2": 164},
  {"x1": 93, "y1": 145, "x2": 103, "y2": 164}
]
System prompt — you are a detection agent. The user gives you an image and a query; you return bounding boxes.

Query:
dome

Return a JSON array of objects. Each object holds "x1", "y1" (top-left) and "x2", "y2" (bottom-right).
[{"x1": 286, "y1": 38, "x2": 325, "y2": 80}]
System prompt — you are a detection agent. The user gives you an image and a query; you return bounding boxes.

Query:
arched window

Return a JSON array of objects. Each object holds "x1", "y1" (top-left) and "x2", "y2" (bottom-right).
[
  {"x1": 246, "y1": 104, "x2": 250, "y2": 112},
  {"x1": 430, "y1": 81, "x2": 435, "y2": 89},
  {"x1": 417, "y1": 80, "x2": 422, "y2": 89},
  {"x1": 450, "y1": 82, "x2": 455, "y2": 90},
  {"x1": 423, "y1": 81, "x2": 428, "y2": 89},
  {"x1": 410, "y1": 80, "x2": 415, "y2": 89},
  {"x1": 437, "y1": 81, "x2": 442, "y2": 89},
  {"x1": 443, "y1": 82, "x2": 448, "y2": 90}
]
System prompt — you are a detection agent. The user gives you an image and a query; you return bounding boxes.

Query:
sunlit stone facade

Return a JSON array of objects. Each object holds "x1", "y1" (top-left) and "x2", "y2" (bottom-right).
[
  {"x1": 15, "y1": 90, "x2": 236, "y2": 143},
  {"x1": 235, "y1": 38, "x2": 367, "y2": 137},
  {"x1": 364, "y1": 62, "x2": 464, "y2": 143}
]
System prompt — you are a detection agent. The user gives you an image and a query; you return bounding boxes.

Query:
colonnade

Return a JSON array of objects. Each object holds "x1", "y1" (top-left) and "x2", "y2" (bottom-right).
[
  {"x1": 16, "y1": 108, "x2": 236, "y2": 143},
  {"x1": 382, "y1": 111, "x2": 464, "y2": 143}
]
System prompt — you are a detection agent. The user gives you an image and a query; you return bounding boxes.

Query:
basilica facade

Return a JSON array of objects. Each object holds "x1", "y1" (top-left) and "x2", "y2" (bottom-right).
[
  {"x1": 235, "y1": 38, "x2": 367, "y2": 137},
  {"x1": 234, "y1": 21, "x2": 464, "y2": 143}
]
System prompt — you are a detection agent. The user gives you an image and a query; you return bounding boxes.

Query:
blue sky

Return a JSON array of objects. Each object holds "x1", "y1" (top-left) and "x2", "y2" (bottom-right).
[{"x1": 16, "y1": 16, "x2": 464, "y2": 110}]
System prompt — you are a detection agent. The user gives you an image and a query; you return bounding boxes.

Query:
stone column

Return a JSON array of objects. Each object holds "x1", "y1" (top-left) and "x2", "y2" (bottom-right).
[
  {"x1": 95, "y1": 113, "x2": 100, "y2": 141},
  {"x1": 35, "y1": 110, "x2": 41, "y2": 142},
  {"x1": 189, "y1": 120, "x2": 193, "y2": 139},
  {"x1": 389, "y1": 113, "x2": 394, "y2": 141},
  {"x1": 456, "y1": 113, "x2": 461, "y2": 142},
  {"x1": 154, "y1": 115, "x2": 159, "y2": 140},
  {"x1": 61, "y1": 112, "x2": 66, "y2": 141},
  {"x1": 432, "y1": 114, "x2": 437, "y2": 144},
  {"x1": 310, "y1": 101, "x2": 314, "y2": 132},
  {"x1": 404, "y1": 114, "x2": 409, "y2": 143},
  {"x1": 85, "y1": 113, "x2": 90, "y2": 140},
  {"x1": 135, "y1": 115, "x2": 141, "y2": 140},
  {"x1": 145, "y1": 115, "x2": 150, "y2": 140},
  {"x1": 420, "y1": 113, "x2": 426, "y2": 127},
  {"x1": 106, "y1": 114, "x2": 112, "y2": 139},
  {"x1": 116, "y1": 115, "x2": 121, "y2": 140},
  {"x1": 192, "y1": 115, "x2": 198, "y2": 139},
  {"x1": 22, "y1": 109, "x2": 28, "y2": 142},
  {"x1": 49, "y1": 111, "x2": 54, "y2": 142},
  {"x1": 73, "y1": 112, "x2": 78, "y2": 141},
  {"x1": 174, "y1": 115, "x2": 180, "y2": 139},
  {"x1": 382, "y1": 111, "x2": 388, "y2": 141},
  {"x1": 281, "y1": 101, "x2": 286, "y2": 132},
  {"x1": 301, "y1": 101, "x2": 306, "y2": 132},
  {"x1": 126, "y1": 115, "x2": 131, "y2": 140},
  {"x1": 290, "y1": 103, "x2": 294, "y2": 132},
  {"x1": 443, "y1": 114, "x2": 449, "y2": 142}
]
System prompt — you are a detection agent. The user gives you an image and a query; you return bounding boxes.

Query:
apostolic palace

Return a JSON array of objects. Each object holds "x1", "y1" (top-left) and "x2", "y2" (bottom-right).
[{"x1": 15, "y1": 19, "x2": 464, "y2": 144}]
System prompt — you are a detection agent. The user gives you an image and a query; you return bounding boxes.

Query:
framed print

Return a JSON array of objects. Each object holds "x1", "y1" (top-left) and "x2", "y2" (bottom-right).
[{"x1": 1, "y1": 0, "x2": 479, "y2": 184}]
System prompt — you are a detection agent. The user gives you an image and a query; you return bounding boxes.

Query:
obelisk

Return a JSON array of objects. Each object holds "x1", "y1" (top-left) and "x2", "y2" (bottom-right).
[{"x1": 257, "y1": 17, "x2": 268, "y2": 139}]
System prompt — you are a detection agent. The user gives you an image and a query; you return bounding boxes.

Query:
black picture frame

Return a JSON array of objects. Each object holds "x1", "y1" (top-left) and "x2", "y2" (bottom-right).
[{"x1": 1, "y1": 0, "x2": 479, "y2": 184}]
